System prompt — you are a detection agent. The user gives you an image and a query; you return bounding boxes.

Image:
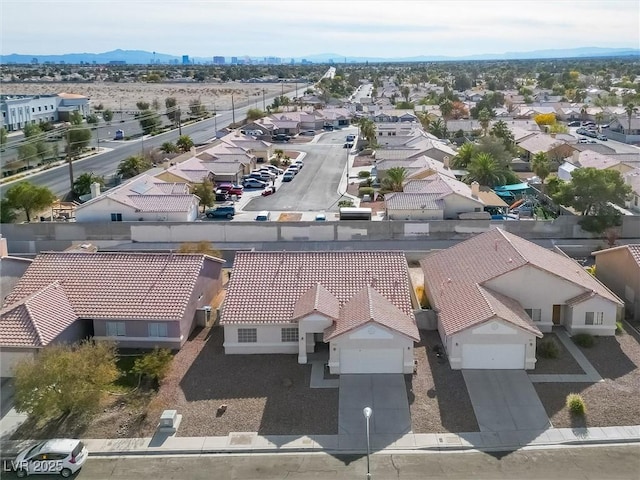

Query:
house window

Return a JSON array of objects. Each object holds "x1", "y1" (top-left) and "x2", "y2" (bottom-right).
[
  {"x1": 237, "y1": 328, "x2": 257, "y2": 343},
  {"x1": 281, "y1": 327, "x2": 298, "y2": 343},
  {"x1": 106, "y1": 322, "x2": 126, "y2": 336},
  {"x1": 110, "y1": 213, "x2": 122, "y2": 222},
  {"x1": 525, "y1": 308, "x2": 542, "y2": 322},
  {"x1": 585, "y1": 312, "x2": 604, "y2": 325},
  {"x1": 148, "y1": 323, "x2": 168, "y2": 337}
]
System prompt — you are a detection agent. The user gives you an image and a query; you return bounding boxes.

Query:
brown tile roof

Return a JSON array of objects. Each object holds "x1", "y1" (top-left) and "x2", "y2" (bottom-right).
[
  {"x1": 292, "y1": 283, "x2": 340, "y2": 321},
  {"x1": 221, "y1": 251, "x2": 414, "y2": 325},
  {"x1": 0, "y1": 282, "x2": 77, "y2": 347},
  {"x1": 420, "y1": 228, "x2": 621, "y2": 336},
  {"x1": 324, "y1": 286, "x2": 419, "y2": 341},
  {"x1": 3, "y1": 252, "x2": 223, "y2": 321}
]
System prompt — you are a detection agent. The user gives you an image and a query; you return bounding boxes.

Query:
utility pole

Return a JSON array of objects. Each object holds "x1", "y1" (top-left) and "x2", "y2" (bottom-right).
[
  {"x1": 231, "y1": 94, "x2": 235, "y2": 126},
  {"x1": 262, "y1": 89, "x2": 266, "y2": 111},
  {"x1": 213, "y1": 101, "x2": 217, "y2": 134},
  {"x1": 66, "y1": 127, "x2": 74, "y2": 190},
  {"x1": 119, "y1": 98, "x2": 123, "y2": 122},
  {"x1": 178, "y1": 106, "x2": 182, "y2": 136}
]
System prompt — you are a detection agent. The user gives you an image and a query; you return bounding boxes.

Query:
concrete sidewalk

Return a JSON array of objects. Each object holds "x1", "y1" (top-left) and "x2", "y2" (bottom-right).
[{"x1": 1, "y1": 425, "x2": 638, "y2": 458}]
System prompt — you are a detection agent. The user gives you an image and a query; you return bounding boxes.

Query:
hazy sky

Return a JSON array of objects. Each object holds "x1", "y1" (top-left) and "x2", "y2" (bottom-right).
[{"x1": 2, "y1": 0, "x2": 639, "y2": 58}]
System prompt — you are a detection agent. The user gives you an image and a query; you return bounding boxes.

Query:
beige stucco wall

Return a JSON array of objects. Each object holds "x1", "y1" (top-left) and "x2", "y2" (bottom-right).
[
  {"x1": 223, "y1": 324, "x2": 299, "y2": 354},
  {"x1": 485, "y1": 265, "x2": 584, "y2": 332},
  {"x1": 75, "y1": 197, "x2": 199, "y2": 222},
  {"x1": 387, "y1": 208, "x2": 443, "y2": 221},
  {"x1": 595, "y1": 248, "x2": 640, "y2": 321},
  {"x1": 445, "y1": 318, "x2": 537, "y2": 370},
  {"x1": 0, "y1": 348, "x2": 36, "y2": 377},
  {"x1": 442, "y1": 194, "x2": 484, "y2": 220}
]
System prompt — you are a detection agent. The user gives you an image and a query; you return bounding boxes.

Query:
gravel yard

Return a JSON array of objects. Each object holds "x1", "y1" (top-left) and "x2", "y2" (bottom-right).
[
  {"x1": 407, "y1": 330, "x2": 479, "y2": 433},
  {"x1": 534, "y1": 333, "x2": 585, "y2": 374},
  {"x1": 139, "y1": 326, "x2": 338, "y2": 437},
  {"x1": 535, "y1": 328, "x2": 640, "y2": 428}
]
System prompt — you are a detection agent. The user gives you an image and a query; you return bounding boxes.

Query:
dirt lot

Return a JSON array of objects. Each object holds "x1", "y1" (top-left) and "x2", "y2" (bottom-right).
[
  {"x1": 0, "y1": 82, "x2": 293, "y2": 112},
  {"x1": 535, "y1": 327, "x2": 640, "y2": 428}
]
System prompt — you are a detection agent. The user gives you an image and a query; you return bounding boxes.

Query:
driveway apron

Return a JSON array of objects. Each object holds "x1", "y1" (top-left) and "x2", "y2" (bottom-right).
[
  {"x1": 338, "y1": 374, "x2": 411, "y2": 450},
  {"x1": 463, "y1": 370, "x2": 551, "y2": 432}
]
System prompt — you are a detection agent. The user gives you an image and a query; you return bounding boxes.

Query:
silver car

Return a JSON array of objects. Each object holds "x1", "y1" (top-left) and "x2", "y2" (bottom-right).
[{"x1": 14, "y1": 438, "x2": 88, "y2": 478}]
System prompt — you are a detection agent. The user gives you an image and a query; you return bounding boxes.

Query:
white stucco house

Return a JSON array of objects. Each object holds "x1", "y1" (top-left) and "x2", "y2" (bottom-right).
[
  {"x1": 220, "y1": 251, "x2": 419, "y2": 374},
  {"x1": 75, "y1": 175, "x2": 200, "y2": 222},
  {"x1": 420, "y1": 228, "x2": 623, "y2": 370}
]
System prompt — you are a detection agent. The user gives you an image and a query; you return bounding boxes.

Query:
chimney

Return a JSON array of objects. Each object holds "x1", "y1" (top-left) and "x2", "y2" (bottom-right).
[
  {"x1": 443, "y1": 156, "x2": 450, "y2": 169},
  {"x1": 471, "y1": 181, "x2": 480, "y2": 198},
  {"x1": 0, "y1": 236, "x2": 8, "y2": 258},
  {"x1": 90, "y1": 182, "x2": 101, "y2": 198}
]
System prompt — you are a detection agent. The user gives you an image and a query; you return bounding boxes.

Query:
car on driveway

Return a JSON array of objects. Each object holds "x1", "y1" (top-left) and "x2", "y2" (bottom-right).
[
  {"x1": 14, "y1": 438, "x2": 88, "y2": 478},
  {"x1": 300, "y1": 130, "x2": 316, "y2": 136},
  {"x1": 206, "y1": 205, "x2": 236, "y2": 219},
  {"x1": 287, "y1": 165, "x2": 300, "y2": 175},
  {"x1": 568, "y1": 121, "x2": 581, "y2": 127},
  {"x1": 272, "y1": 134, "x2": 291, "y2": 142},
  {"x1": 217, "y1": 183, "x2": 244, "y2": 196},
  {"x1": 261, "y1": 186, "x2": 276, "y2": 196},
  {"x1": 578, "y1": 138, "x2": 589, "y2": 143},
  {"x1": 243, "y1": 178, "x2": 268, "y2": 189},
  {"x1": 262, "y1": 165, "x2": 283, "y2": 175},
  {"x1": 215, "y1": 190, "x2": 229, "y2": 201}
]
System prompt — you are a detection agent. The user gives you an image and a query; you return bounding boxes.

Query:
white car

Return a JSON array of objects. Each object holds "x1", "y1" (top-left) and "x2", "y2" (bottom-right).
[{"x1": 14, "y1": 439, "x2": 88, "y2": 478}]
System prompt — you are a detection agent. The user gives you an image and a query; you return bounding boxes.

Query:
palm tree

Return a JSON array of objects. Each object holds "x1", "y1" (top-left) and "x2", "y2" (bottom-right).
[
  {"x1": 478, "y1": 108, "x2": 492, "y2": 136},
  {"x1": 439, "y1": 99, "x2": 453, "y2": 132},
  {"x1": 428, "y1": 118, "x2": 447, "y2": 139},
  {"x1": 531, "y1": 152, "x2": 551, "y2": 185},
  {"x1": 464, "y1": 153, "x2": 507, "y2": 188},
  {"x1": 594, "y1": 111, "x2": 604, "y2": 129},
  {"x1": 580, "y1": 105, "x2": 588, "y2": 121},
  {"x1": 452, "y1": 142, "x2": 475, "y2": 169},
  {"x1": 358, "y1": 118, "x2": 377, "y2": 146},
  {"x1": 160, "y1": 141, "x2": 178, "y2": 154},
  {"x1": 381, "y1": 167, "x2": 407, "y2": 192},
  {"x1": 176, "y1": 135, "x2": 194, "y2": 153},
  {"x1": 117, "y1": 155, "x2": 151, "y2": 179},
  {"x1": 624, "y1": 103, "x2": 638, "y2": 133}
]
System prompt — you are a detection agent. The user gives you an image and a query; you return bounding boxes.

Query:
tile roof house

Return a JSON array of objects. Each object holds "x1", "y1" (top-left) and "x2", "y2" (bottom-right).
[
  {"x1": 220, "y1": 251, "x2": 419, "y2": 374},
  {"x1": 75, "y1": 175, "x2": 200, "y2": 222},
  {"x1": 420, "y1": 228, "x2": 622, "y2": 370},
  {"x1": 0, "y1": 252, "x2": 225, "y2": 373},
  {"x1": 517, "y1": 133, "x2": 575, "y2": 162},
  {"x1": 593, "y1": 244, "x2": 640, "y2": 322},
  {"x1": 558, "y1": 150, "x2": 636, "y2": 182},
  {"x1": 385, "y1": 174, "x2": 486, "y2": 220}
]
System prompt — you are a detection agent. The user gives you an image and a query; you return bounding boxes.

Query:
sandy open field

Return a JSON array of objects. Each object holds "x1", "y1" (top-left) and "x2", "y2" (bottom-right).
[{"x1": 0, "y1": 82, "x2": 297, "y2": 112}]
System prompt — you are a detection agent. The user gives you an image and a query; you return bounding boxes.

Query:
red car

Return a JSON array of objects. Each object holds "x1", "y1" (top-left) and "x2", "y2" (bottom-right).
[
  {"x1": 217, "y1": 184, "x2": 244, "y2": 196},
  {"x1": 261, "y1": 186, "x2": 276, "y2": 196}
]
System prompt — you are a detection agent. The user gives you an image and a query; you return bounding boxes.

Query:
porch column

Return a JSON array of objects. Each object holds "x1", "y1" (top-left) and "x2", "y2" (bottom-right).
[{"x1": 298, "y1": 333, "x2": 307, "y2": 364}]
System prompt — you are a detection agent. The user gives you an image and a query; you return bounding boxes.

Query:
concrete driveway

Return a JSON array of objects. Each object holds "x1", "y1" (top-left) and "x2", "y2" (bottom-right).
[
  {"x1": 338, "y1": 374, "x2": 411, "y2": 450},
  {"x1": 463, "y1": 370, "x2": 551, "y2": 433}
]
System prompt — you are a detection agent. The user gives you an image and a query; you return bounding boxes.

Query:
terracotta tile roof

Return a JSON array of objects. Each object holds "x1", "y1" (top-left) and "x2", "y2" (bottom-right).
[
  {"x1": 292, "y1": 283, "x2": 340, "y2": 321},
  {"x1": 628, "y1": 245, "x2": 640, "y2": 265},
  {"x1": 324, "y1": 286, "x2": 419, "y2": 341},
  {"x1": 4, "y1": 252, "x2": 223, "y2": 321},
  {"x1": 128, "y1": 194, "x2": 197, "y2": 212},
  {"x1": 421, "y1": 228, "x2": 621, "y2": 336},
  {"x1": 221, "y1": 251, "x2": 414, "y2": 325},
  {"x1": 477, "y1": 286, "x2": 542, "y2": 336},
  {"x1": 0, "y1": 282, "x2": 77, "y2": 347},
  {"x1": 385, "y1": 192, "x2": 444, "y2": 210}
]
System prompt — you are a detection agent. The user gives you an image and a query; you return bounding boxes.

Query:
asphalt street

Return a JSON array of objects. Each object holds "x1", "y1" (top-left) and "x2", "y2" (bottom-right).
[
  {"x1": 244, "y1": 128, "x2": 357, "y2": 212},
  {"x1": 0, "y1": 86, "x2": 307, "y2": 199},
  {"x1": 2, "y1": 445, "x2": 636, "y2": 479}
]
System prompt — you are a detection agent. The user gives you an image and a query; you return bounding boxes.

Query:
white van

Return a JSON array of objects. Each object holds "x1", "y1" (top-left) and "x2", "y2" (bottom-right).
[{"x1": 255, "y1": 211, "x2": 271, "y2": 221}]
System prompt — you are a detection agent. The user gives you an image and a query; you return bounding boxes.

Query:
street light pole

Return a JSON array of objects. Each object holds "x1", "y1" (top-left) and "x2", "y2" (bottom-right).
[
  {"x1": 231, "y1": 94, "x2": 236, "y2": 126},
  {"x1": 363, "y1": 407, "x2": 372, "y2": 480}
]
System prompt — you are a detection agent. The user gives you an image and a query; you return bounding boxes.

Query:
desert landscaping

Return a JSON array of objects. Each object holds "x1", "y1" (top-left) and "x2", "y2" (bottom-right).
[{"x1": 0, "y1": 81, "x2": 299, "y2": 112}]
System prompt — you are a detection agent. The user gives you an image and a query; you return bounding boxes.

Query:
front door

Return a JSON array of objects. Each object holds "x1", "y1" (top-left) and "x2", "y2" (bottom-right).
[{"x1": 552, "y1": 305, "x2": 562, "y2": 325}]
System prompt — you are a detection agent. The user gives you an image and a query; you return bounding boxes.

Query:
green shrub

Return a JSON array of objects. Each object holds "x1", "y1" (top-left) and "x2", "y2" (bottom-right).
[
  {"x1": 573, "y1": 333, "x2": 594, "y2": 348},
  {"x1": 359, "y1": 186, "x2": 374, "y2": 197},
  {"x1": 338, "y1": 199, "x2": 354, "y2": 208},
  {"x1": 131, "y1": 347, "x2": 173, "y2": 384},
  {"x1": 615, "y1": 321, "x2": 625, "y2": 335},
  {"x1": 537, "y1": 338, "x2": 560, "y2": 359},
  {"x1": 566, "y1": 393, "x2": 586, "y2": 415},
  {"x1": 358, "y1": 170, "x2": 371, "y2": 178}
]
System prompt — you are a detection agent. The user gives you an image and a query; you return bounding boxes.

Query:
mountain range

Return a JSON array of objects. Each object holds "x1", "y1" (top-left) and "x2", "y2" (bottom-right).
[{"x1": 1, "y1": 47, "x2": 638, "y2": 65}]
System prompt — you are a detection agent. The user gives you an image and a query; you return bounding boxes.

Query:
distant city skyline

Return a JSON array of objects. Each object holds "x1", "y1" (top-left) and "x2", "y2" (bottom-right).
[{"x1": 1, "y1": 0, "x2": 639, "y2": 58}]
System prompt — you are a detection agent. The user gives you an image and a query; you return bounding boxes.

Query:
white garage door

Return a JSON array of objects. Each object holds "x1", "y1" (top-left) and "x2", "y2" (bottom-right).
[
  {"x1": 462, "y1": 344, "x2": 525, "y2": 369},
  {"x1": 340, "y1": 348, "x2": 403, "y2": 374}
]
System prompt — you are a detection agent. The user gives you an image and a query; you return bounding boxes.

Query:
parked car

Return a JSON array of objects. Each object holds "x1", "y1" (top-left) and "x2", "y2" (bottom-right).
[
  {"x1": 584, "y1": 130, "x2": 597, "y2": 138},
  {"x1": 114, "y1": 129, "x2": 124, "y2": 140},
  {"x1": 576, "y1": 128, "x2": 587, "y2": 135},
  {"x1": 215, "y1": 190, "x2": 229, "y2": 201},
  {"x1": 567, "y1": 121, "x2": 581, "y2": 127},
  {"x1": 206, "y1": 205, "x2": 236, "y2": 219},
  {"x1": 282, "y1": 171, "x2": 295, "y2": 182},
  {"x1": 578, "y1": 138, "x2": 589, "y2": 143},
  {"x1": 287, "y1": 165, "x2": 300, "y2": 175},
  {"x1": 346, "y1": 134, "x2": 356, "y2": 141},
  {"x1": 217, "y1": 183, "x2": 244, "y2": 196},
  {"x1": 255, "y1": 210, "x2": 271, "y2": 221},
  {"x1": 243, "y1": 178, "x2": 268, "y2": 189},
  {"x1": 323, "y1": 124, "x2": 334, "y2": 131},
  {"x1": 315, "y1": 213, "x2": 327, "y2": 221},
  {"x1": 262, "y1": 165, "x2": 283, "y2": 175},
  {"x1": 272, "y1": 133, "x2": 291, "y2": 142},
  {"x1": 344, "y1": 142, "x2": 354, "y2": 149},
  {"x1": 292, "y1": 160, "x2": 304, "y2": 170},
  {"x1": 256, "y1": 169, "x2": 277, "y2": 180},
  {"x1": 300, "y1": 130, "x2": 316, "y2": 136},
  {"x1": 261, "y1": 186, "x2": 276, "y2": 196},
  {"x1": 14, "y1": 439, "x2": 88, "y2": 478},
  {"x1": 597, "y1": 134, "x2": 608, "y2": 141}
]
